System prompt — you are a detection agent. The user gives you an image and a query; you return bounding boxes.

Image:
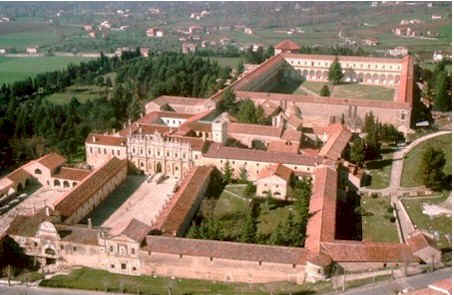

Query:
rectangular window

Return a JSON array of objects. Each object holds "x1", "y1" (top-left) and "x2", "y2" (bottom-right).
[
  {"x1": 121, "y1": 263, "x2": 126, "y2": 270},
  {"x1": 131, "y1": 248, "x2": 135, "y2": 255}
]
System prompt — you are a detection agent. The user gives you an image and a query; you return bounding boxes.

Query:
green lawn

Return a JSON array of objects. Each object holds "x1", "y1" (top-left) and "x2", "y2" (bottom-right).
[
  {"x1": 45, "y1": 84, "x2": 107, "y2": 105},
  {"x1": 85, "y1": 176, "x2": 146, "y2": 226},
  {"x1": 0, "y1": 56, "x2": 94, "y2": 84},
  {"x1": 361, "y1": 195, "x2": 400, "y2": 243},
  {"x1": 331, "y1": 83, "x2": 395, "y2": 101},
  {"x1": 301, "y1": 81, "x2": 329, "y2": 95},
  {"x1": 401, "y1": 134, "x2": 452, "y2": 188},
  {"x1": 224, "y1": 184, "x2": 248, "y2": 198},
  {"x1": 365, "y1": 149, "x2": 394, "y2": 189},
  {"x1": 402, "y1": 195, "x2": 451, "y2": 249}
]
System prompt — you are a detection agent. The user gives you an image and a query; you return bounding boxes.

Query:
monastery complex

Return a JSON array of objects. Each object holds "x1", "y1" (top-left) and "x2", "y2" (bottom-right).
[{"x1": 0, "y1": 40, "x2": 442, "y2": 285}]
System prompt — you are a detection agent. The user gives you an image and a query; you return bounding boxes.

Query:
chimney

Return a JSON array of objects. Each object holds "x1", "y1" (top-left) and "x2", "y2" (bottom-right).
[
  {"x1": 88, "y1": 218, "x2": 92, "y2": 229},
  {"x1": 92, "y1": 136, "x2": 96, "y2": 143},
  {"x1": 45, "y1": 207, "x2": 50, "y2": 216}
]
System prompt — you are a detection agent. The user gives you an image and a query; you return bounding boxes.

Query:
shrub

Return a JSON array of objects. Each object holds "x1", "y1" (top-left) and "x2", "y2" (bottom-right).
[
  {"x1": 389, "y1": 216, "x2": 396, "y2": 223},
  {"x1": 371, "y1": 193, "x2": 379, "y2": 199},
  {"x1": 386, "y1": 205, "x2": 394, "y2": 213}
]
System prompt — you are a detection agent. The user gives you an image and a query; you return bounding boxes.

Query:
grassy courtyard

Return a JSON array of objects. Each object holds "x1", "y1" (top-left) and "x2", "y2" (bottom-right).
[
  {"x1": 402, "y1": 195, "x2": 451, "y2": 249},
  {"x1": 365, "y1": 149, "x2": 394, "y2": 189},
  {"x1": 401, "y1": 134, "x2": 452, "y2": 188},
  {"x1": 301, "y1": 80, "x2": 329, "y2": 95},
  {"x1": 0, "y1": 56, "x2": 94, "y2": 84},
  {"x1": 331, "y1": 83, "x2": 395, "y2": 101},
  {"x1": 361, "y1": 195, "x2": 400, "y2": 243}
]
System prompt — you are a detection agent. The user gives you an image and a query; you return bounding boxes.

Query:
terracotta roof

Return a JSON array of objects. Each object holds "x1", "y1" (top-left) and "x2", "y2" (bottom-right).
[
  {"x1": 36, "y1": 153, "x2": 66, "y2": 170},
  {"x1": 305, "y1": 166, "x2": 338, "y2": 253},
  {"x1": 6, "y1": 168, "x2": 31, "y2": 183},
  {"x1": 204, "y1": 143, "x2": 320, "y2": 166},
  {"x1": 161, "y1": 166, "x2": 214, "y2": 235},
  {"x1": 281, "y1": 129, "x2": 302, "y2": 143},
  {"x1": 144, "y1": 236, "x2": 309, "y2": 265},
  {"x1": 429, "y1": 278, "x2": 452, "y2": 294},
  {"x1": 85, "y1": 134, "x2": 127, "y2": 147},
  {"x1": 56, "y1": 224, "x2": 101, "y2": 246},
  {"x1": 320, "y1": 240, "x2": 418, "y2": 263},
  {"x1": 406, "y1": 231, "x2": 438, "y2": 253},
  {"x1": 7, "y1": 210, "x2": 49, "y2": 237},
  {"x1": 120, "y1": 218, "x2": 151, "y2": 243},
  {"x1": 228, "y1": 123, "x2": 283, "y2": 138},
  {"x1": 275, "y1": 39, "x2": 301, "y2": 50},
  {"x1": 319, "y1": 125, "x2": 352, "y2": 160},
  {"x1": 150, "y1": 96, "x2": 209, "y2": 107},
  {"x1": 170, "y1": 136, "x2": 207, "y2": 151},
  {"x1": 257, "y1": 163, "x2": 293, "y2": 182},
  {"x1": 236, "y1": 91, "x2": 412, "y2": 110},
  {"x1": 53, "y1": 167, "x2": 90, "y2": 181},
  {"x1": 54, "y1": 158, "x2": 127, "y2": 218},
  {"x1": 267, "y1": 141, "x2": 299, "y2": 153}
]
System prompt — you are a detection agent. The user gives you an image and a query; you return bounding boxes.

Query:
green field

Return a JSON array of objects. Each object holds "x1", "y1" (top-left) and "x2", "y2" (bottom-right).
[
  {"x1": 361, "y1": 195, "x2": 400, "y2": 243},
  {"x1": 301, "y1": 80, "x2": 329, "y2": 95},
  {"x1": 402, "y1": 195, "x2": 451, "y2": 249},
  {"x1": 0, "y1": 56, "x2": 94, "y2": 84},
  {"x1": 45, "y1": 84, "x2": 107, "y2": 105},
  {"x1": 209, "y1": 56, "x2": 243, "y2": 69},
  {"x1": 331, "y1": 83, "x2": 395, "y2": 101},
  {"x1": 401, "y1": 134, "x2": 452, "y2": 188},
  {"x1": 365, "y1": 149, "x2": 394, "y2": 189}
]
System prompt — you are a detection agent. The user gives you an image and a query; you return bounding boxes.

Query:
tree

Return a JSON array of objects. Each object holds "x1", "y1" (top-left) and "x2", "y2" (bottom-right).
[
  {"x1": 236, "y1": 61, "x2": 245, "y2": 76},
  {"x1": 420, "y1": 147, "x2": 446, "y2": 191},
  {"x1": 350, "y1": 137, "x2": 366, "y2": 167},
  {"x1": 433, "y1": 70, "x2": 451, "y2": 112},
  {"x1": 219, "y1": 87, "x2": 237, "y2": 113},
  {"x1": 223, "y1": 160, "x2": 234, "y2": 184},
  {"x1": 239, "y1": 167, "x2": 248, "y2": 183},
  {"x1": 245, "y1": 182, "x2": 256, "y2": 197},
  {"x1": 320, "y1": 85, "x2": 330, "y2": 96},
  {"x1": 328, "y1": 56, "x2": 343, "y2": 85},
  {"x1": 239, "y1": 209, "x2": 257, "y2": 243}
]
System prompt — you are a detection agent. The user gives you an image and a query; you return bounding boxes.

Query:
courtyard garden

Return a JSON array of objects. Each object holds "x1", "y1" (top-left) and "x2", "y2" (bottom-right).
[
  {"x1": 360, "y1": 195, "x2": 400, "y2": 243},
  {"x1": 402, "y1": 194, "x2": 451, "y2": 249},
  {"x1": 330, "y1": 83, "x2": 395, "y2": 101},
  {"x1": 185, "y1": 170, "x2": 311, "y2": 247},
  {"x1": 401, "y1": 134, "x2": 451, "y2": 188},
  {"x1": 364, "y1": 148, "x2": 394, "y2": 190}
]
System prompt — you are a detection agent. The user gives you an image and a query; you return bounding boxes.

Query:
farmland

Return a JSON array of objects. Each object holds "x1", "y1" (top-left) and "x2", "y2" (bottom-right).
[{"x1": 0, "y1": 56, "x2": 94, "y2": 84}]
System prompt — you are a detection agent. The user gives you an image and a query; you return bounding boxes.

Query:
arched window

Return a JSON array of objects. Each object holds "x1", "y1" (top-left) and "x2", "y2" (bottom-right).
[
  {"x1": 63, "y1": 181, "x2": 70, "y2": 188},
  {"x1": 45, "y1": 247, "x2": 56, "y2": 256},
  {"x1": 34, "y1": 168, "x2": 42, "y2": 175},
  {"x1": 54, "y1": 179, "x2": 61, "y2": 187}
]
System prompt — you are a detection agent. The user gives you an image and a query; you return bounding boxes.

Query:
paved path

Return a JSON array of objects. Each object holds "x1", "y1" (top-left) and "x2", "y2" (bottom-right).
[
  {"x1": 360, "y1": 130, "x2": 452, "y2": 196},
  {"x1": 328, "y1": 267, "x2": 451, "y2": 295}
]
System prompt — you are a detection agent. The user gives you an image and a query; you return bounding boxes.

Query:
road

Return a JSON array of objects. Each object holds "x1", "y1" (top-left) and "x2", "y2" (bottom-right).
[
  {"x1": 329, "y1": 268, "x2": 451, "y2": 295},
  {"x1": 0, "y1": 285, "x2": 123, "y2": 295}
]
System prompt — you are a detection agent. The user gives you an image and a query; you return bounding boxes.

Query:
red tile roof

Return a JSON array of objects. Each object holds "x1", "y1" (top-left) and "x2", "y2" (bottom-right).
[
  {"x1": 257, "y1": 163, "x2": 293, "y2": 182},
  {"x1": 150, "y1": 96, "x2": 209, "y2": 107},
  {"x1": 7, "y1": 210, "x2": 50, "y2": 237},
  {"x1": 267, "y1": 141, "x2": 299, "y2": 153},
  {"x1": 406, "y1": 231, "x2": 438, "y2": 253},
  {"x1": 275, "y1": 39, "x2": 301, "y2": 50},
  {"x1": 6, "y1": 168, "x2": 31, "y2": 183},
  {"x1": 56, "y1": 224, "x2": 102, "y2": 246},
  {"x1": 228, "y1": 122, "x2": 283, "y2": 138},
  {"x1": 85, "y1": 134, "x2": 127, "y2": 147},
  {"x1": 53, "y1": 167, "x2": 90, "y2": 181},
  {"x1": 305, "y1": 166, "x2": 338, "y2": 253},
  {"x1": 120, "y1": 218, "x2": 151, "y2": 243},
  {"x1": 319, "y1": 125, "x2": 352, "y2": 160},
  {"x1": 204, "y1": 143, "x2": 320, "y2": 166},
  {"x1": 429, "y1": 278, "x2": 452, "y2": 294},
  {"x1": 144, "y1": 236, "x2": 309, "y2": 265},
  {"x1": 36, "y1": 153, "x2": 66, "y2": 170},
  {"x1": 160, "y1": 166, "x2": 214, "y2": 236},
  {"x1": 281, "y1": 128, "x2": 302, "y2": 143},
  {"x1": 54, "y1": 157, "x2": 127, "y2": 218},
  {"x1": 321, "y1": 240, "x2": 418, "y2": 263}
]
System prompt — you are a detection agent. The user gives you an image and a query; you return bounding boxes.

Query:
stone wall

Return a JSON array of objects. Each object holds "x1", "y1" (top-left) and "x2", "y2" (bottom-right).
[{"x1": 140, "y1": 251, "x2": 306, "y2": 284}]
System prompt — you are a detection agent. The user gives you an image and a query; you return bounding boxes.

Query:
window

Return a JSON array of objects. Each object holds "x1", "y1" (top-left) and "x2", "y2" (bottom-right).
[
  {"x1": 117, "y1": 150, "x2": 120, "y2": 156},
  {"x1": 210, "y1": 257, "x2": 213, "y2": 262},
  {"x1": 132, "y1": 267, "x2": 137, "y2": 271},
  {"x1": 33, "y1": 242, "x2": 38, "y2": 247},
  {"x1": 292, "y1": 264, "x2": 296, "y2": 268},
  {"x1": 258, "y1": 261, "x2": 262, "y2": 266},
  {"x1": 111, "y1": 264, "x2": 115, "y2": 269},
  {"x1": 104, "y1": 148, "x2": 107, "y2": 155},
  {"x1": 131, "y1": 248, "x2": 135, "y2": 255},
  {"x1": 90, "y1": 147, "x2": 93, "y2": 153},
  {"x1": 111, "y1": 150, "x2": 114, "y2": 155},
  {"x1": 179, "y1": 254, "x2": 183, "y2": 259},
  {"x1": 264, "y1": 184, "x2": 267, "y2": 187},
  {"x1": 34, "y1": 168, "x2": 42, "y2": 175},
  {"x1": 110, "y1": 246, "x2": 114, "y2": 252},
  {"x1": 275, "y1": 185, "x2": 279, "y2": 188},
  {"x1": 73, "y1": 246, "x2": 77, "y2": 252},
  {"x1": 121, "y1": 263, "x2": 126, "y2": 270}
]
